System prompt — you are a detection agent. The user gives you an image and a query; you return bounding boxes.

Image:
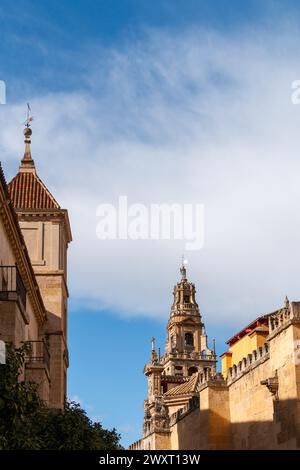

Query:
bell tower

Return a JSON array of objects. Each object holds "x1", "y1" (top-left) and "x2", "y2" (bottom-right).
[
  {"x1": 8, "y1": 121, "x2": 72, "y2": 408},
  {"x1": 144, "y1": 262, "x2": 217, "y2": 400},
  {"x1": 162, "y1": 263, "x2": 216, "y2": 379},
  {"x1": 142, "y1": 262, "x2": 217, "y2": 445}
]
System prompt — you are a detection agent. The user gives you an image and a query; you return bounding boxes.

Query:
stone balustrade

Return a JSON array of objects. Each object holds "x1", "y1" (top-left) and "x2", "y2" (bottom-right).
[{"x1": 159, "y1": 351, "x2": 216, "y2": 365}]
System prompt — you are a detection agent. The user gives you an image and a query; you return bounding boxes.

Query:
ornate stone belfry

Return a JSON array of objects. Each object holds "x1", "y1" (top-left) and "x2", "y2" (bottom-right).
[
  {"x1": 161, "y1": 263, "x2": 216, "y2": 383},
  {"x1": 141, "y1": 264, "x2": 217, "y2": 445},
  {"x1": 144, "y1": 263, "x2": 216, "y2": 395}
]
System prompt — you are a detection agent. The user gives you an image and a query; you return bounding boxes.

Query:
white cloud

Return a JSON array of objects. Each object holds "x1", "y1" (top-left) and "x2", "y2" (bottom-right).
[
  {"x1": 69, "y1": 395, "x2": 93, "y2": 412},
  {"x1": 1, "y1": 22, "x2": 300, "y2": 330},
  {"x1": 118, "y1": 423, "x2": 137, "y2": 434},
  {"x1": 69, "y1": 394, "x2": 81, "y2": 404}
]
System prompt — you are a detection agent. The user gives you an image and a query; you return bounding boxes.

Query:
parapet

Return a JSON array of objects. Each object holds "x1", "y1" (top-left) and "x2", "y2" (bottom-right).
[
  {"x1": 268, "y1": 301, "x2": 300, "y2": 340},
  {"x1": 227, "y1": 342, "x2": 269, "y2": 385},
  {"x1": 169, "y1": 396, "x2": 199, "y2": 426}
]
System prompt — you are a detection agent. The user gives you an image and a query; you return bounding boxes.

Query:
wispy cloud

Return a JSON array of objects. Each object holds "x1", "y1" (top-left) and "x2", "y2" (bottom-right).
[
  {"x1": 118, "y1": 423, "x2": 137, "y2": 434},
  {"x1": 1, "y1": 21, "x2": 300, "y2": 329},
  {"x1": 69, "y1": 395, "x2": 94, "y2": 412}
]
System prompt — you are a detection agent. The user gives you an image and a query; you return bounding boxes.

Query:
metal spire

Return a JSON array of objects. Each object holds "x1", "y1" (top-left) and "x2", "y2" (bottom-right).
[{"x1": 20, "y1": 103, "x2": 35, "y2": 171}]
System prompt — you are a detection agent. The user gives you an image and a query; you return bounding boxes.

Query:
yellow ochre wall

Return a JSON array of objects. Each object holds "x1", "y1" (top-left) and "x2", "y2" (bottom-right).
[{"x1": 221, "y1": 330, "x2": 268, "y2": 378}]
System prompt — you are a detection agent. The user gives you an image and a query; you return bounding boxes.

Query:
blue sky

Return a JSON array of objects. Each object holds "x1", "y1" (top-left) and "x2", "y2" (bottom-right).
[
  {"x1": 0, "y1": 0, "x2": 297, "y2": 98},
  {"x1": 1, "y1": 0, "x2": 300, "y2": 447}
]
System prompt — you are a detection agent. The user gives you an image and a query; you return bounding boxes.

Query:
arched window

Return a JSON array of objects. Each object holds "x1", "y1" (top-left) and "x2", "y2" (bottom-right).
[
  {"x1": 175, "y1": 366, "x2": 183, "y2": 376},
  {"x1": 188, "y1": 367, "x2": 198, "y2": 376},
  {"x1": 170, "y1": 334, "x2": 177, "y2": 353},
  {"x1": 204, "y1": 367, "x2": 211, "y2": 380},
  {"x1": 184, "y1": 332, "x2": 194, "y2": 347}
]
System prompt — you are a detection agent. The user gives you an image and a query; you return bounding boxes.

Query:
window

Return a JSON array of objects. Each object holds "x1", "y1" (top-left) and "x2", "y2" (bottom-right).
[
  {"x1": 183, "y1": 294, "x2": 190, "y2": 303},
  {"x1": 184, "y1": 332, "x2": 194, "y2": 347},
  {"x1": 188, "y1": 367, "x2": 198, "y2": 376},
  {"x1": 175, "y1": 366, "x2": 183, "y2": 376},
  {"x1": 171, "y1": 335, "x2": 177, "y2": 353}
]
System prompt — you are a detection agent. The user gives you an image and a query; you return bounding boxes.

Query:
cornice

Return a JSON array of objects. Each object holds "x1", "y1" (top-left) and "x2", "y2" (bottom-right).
[
  {"x1": 34, "y1": 270, "x2": 69, "y2": 298},
  {"x1": 15, "y1": 208, "x2": 72, "y2": 243}
]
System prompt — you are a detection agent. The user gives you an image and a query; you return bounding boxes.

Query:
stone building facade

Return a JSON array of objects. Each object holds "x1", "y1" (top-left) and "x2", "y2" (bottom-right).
[
  {"x1": 130, "y1": 266, "x2": 300, "y2": 450},
  {"x1": 0, "y1": 124, "x2": 71, "y2": 408}
]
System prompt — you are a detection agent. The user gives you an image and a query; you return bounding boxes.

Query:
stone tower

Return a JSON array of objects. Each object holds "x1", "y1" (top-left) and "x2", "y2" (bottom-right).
[
  {"x1": 141, "y1": 264, "x2": 217, "y2": 448},
  {"x1": 8, "y1": 125, "x2": 72, "y2": 408},
  {"x1": 162, "y1": 263, "x2": 216, "y2": 380},
  {"x1": 144, "y1": 263, "x2": 216, "y2": 399}
]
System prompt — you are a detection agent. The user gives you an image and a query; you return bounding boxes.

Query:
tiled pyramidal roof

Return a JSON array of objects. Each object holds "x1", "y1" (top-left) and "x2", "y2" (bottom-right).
[
  {"x1": 8, "y1": 171, "x2": 60, "y2": 209},
  {"x1": 164, "y1": 372, "x2": 200, "y2": 397},
  {"x1": 7, "y1": 126, "x2": 60, "y2": 210}
]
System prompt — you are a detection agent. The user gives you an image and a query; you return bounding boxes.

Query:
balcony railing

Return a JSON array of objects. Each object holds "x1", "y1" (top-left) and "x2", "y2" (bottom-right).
[
  {"x1": 159, "y1": 351, "x2": 217, "y2": 364},
  {"x1": 181, "y1": 302, "x2": 196, "y2": 309},
  {"x1": 0, "y1": 265, "x2": 26, "y2": 309},
  {"x1": 25, "y1": 340, "x2": 50, "y2": 371}
]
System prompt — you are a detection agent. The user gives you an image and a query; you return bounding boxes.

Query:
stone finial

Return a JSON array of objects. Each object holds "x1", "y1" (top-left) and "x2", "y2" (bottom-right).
[
  {"x1": 284, "y1": 295, "x2": 290, "y2": 309},
  {"x1": 20, "y1": 127, "x2": 35, "y2": 171},
  {"x1": 213, "y1": 338, "x2": 216, "y2": 356},
  {"x1": 151, "y1": 337, "x2": 157, "y2": 364},
  {"x1": 20, "y1": 104, "x2": 35, "y2": 172}
]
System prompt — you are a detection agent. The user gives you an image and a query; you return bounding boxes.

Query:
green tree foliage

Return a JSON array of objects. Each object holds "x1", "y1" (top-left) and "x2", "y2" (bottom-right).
[{"x1": 0, "y1": 343, "x2": 121, "y2": 450}]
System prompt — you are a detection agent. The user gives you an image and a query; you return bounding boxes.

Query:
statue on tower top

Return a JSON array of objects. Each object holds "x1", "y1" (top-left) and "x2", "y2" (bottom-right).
[{"x1": 180, "y1": 256, "x2": 188, "y2": 281}]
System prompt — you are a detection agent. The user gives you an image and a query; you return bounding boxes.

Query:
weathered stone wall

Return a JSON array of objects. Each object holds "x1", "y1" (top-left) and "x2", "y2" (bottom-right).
[
  {"x1": 171, "y1": 407, "x2": 203, "y2": 449},
  {"x1": 0, "y1": 217, "x2": 15, "y2": 265},
  {"x1": 203, "y1": 383, "x2": 232, "y2": 449},
  {"x1": 168, "y1": 383, "x2": 231, "y2": 450},
  {"x1": 268, "y1": 312, "x2": 300, "y2": 449},
  {"x1": 19, "y1": 216, "x2": 69, "y2": 409},
  {"x1": 25, "y1": 363, "x2": 50, "y2": 403},
  {"x1": 154, "y1": 432, "x2": 171, "y2": 450},
  {"x1": 228, "y1": 356, "x2": 275, "y2": 449},
  {"x1": 130, "y1": 309, "x2": 300, "y2": 450},
  {"x1": 0, "y1": 214, "x2": 39, "y2": 346},
  {"x1": 47, "y1": 332, "x2": 67, "y2": 408},
  {"x1": 0, "y1": 300, "x2": 27, "y2": 345}
]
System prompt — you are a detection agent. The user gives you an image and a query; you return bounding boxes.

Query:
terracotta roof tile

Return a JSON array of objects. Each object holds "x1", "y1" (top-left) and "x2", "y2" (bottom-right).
[
  {"x1": 164, "y1": 372, "x2": 199, "y2": 397},
  {"x1": 8, "y1": 171, "x2": 60, "y2": 210}
]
